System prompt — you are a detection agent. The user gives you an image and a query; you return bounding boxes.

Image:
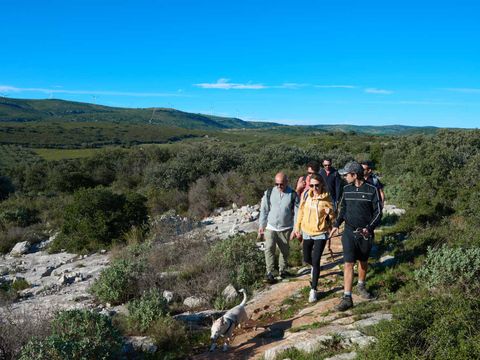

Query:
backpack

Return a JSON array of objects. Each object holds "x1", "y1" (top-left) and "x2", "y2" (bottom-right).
[{"x1": 266, "y1": 188, "x2": 296, "y2": 214}]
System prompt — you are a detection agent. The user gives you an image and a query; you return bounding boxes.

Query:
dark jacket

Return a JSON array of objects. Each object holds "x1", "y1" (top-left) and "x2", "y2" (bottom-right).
[
  {"x1": 334, "y1": 181, "x2": 382, "y2": 232},
  {"x1": 319, "y1": 167, "x2": 342, "y2": 203}
]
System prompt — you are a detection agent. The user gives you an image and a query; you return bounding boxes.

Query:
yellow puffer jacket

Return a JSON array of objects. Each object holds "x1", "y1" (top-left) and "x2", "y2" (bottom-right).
[{"x1": 295, "y1": 189, "x2": 335, "y2": 236}]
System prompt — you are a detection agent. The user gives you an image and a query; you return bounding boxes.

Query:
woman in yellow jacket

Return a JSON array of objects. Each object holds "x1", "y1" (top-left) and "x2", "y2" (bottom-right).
[{"x1": 294, "y1": 174, "x2": 335, "y2": 303}]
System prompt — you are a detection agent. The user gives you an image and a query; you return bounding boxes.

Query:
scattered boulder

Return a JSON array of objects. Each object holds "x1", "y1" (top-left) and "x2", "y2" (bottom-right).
[
  {"x1": 163, "y1": 290, "x2": 175, "y2": 304},
  {"x1": 383, "y1": 204, "x2": 406, "y2": 216},
  {"x1": 0, "y1": 266, "x2": 8, "y2": 276},
  {"x1": 173, "y1": 309, "x2": 225, "y2": 328},
  {"x1": 10, "y1": 241, "x2": 30, "y2": 256},
  {"x1": 123, "y1": 336, "x2": 158, "y2": 354},
  {"x1": 222, "y1": 284, "x2": 238, "y2": 302},
  {"x1": 183, "y1": 296, "x2": 208, "y2": 309},
  {"x1": 377, "y1": 255, "x2": 396, "y2": 268}
]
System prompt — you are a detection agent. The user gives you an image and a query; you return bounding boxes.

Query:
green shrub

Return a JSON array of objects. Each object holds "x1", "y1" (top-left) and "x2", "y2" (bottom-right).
[
  {"x1": 0, "y1": 175, "x2": 15, "y2": 200},
  {"x1": 415, "y1": 245, "x2": 480, "y2": 292},
  {"x1": 149, "y1": 316, "x2": 190, "y2": 359},
  {"x1": 357, "y1": 292, "x2": 480, "y2": 360},
  {"x1": 51, "y1": 187, "x2": 147, "y2": 253},
  {"x1": 19, "y1": 310, "x2": 122, "y2": 360},
  {"x1": 127, "y1": 289, "x2": 168, "y2": 333},
  {"x1": 90, "y1": 257, "x2": 145, "y2": 305},
  {"x1": 207, "y1": 234, "x2": 264, "y2": 289},
  {"x1": 0, "y1": 207, "x2": 40, "y2": 228}
]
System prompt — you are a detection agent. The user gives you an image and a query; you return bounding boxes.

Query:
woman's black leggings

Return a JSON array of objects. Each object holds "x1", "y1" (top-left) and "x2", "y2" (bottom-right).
[{"x1": 303, "y1": 239, "x2": 327, "y2": 290}]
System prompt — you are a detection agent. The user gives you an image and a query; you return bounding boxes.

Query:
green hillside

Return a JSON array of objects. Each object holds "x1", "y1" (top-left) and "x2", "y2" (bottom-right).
[
  {"x1": 0, "y1": 98, "x2": 443, "y2": 136},
  {"x1": 0, "y1": 98, "x2": 279, "y2": 129}
]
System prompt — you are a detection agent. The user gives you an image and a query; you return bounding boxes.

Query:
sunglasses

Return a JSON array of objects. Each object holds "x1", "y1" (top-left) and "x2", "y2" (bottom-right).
[
  {"x1": 311, "y1": 183, "x2": 321, "y2": 188},
  {"x1": 275, "y1": 183, "x2": 285, "y2": 187}
]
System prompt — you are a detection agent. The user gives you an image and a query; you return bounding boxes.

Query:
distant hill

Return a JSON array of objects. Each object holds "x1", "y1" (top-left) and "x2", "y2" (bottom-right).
[
  {"x1": 0, "y1": 98, "x2": 279, "y2": 130},
  {"x1": 0, "y1": 97, "x2": 440, "y2": 135}
]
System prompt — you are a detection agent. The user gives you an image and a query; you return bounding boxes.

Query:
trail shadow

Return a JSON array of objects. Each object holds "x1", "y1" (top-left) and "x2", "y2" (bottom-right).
[{"x1": 232, "y1": 316, "x2": 302, "y2": 359}]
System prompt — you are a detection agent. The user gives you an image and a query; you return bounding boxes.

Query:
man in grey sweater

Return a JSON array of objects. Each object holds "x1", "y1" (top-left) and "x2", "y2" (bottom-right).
[{"x1": 259, "y1": 172, "x2": 299, "y2": 283}]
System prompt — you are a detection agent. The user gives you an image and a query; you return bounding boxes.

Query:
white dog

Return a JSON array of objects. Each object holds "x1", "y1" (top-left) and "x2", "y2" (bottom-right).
[{"x1": 209, "y1": 288, "x2": 248, "y2": 352}]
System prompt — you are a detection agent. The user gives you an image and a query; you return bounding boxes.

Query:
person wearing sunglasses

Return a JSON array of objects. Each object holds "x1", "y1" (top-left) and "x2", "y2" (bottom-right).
[
  {"x1": 293, "y1": 174, "x2": 334, "y2": 303},
  {"x1": 295, "y1": 160, "x2": 320, "y2": 197},
  {"x1": 259, "y1": 172, "x2": 299, "y2": 284},
  {"x1": 319, "y1": 158, "x2": 342, "y2": 212},
  {"x1": 329, "y1": 161, "x2": 382, "y2": 311}
]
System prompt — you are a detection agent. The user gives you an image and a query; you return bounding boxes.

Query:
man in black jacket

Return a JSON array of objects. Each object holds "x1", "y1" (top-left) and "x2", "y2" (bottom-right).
[
  {"x1": 319, "y1": 158, "x2": 342, "y2": 211},
  {"x1": 329, "y1": 161, "x2": 382, "y2": 311}
]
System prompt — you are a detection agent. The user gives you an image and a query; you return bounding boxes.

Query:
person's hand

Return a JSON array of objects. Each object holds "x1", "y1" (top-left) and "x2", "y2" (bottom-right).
[
  {"x1": 329, "y1": 227, "x2": 339, "y2": 238},
  {"x1": 258, "y1": 227, "x2": 265, "y2": 240},
  {"x1": 296, "y1": 177, "x2": 306, "y2": 192}
]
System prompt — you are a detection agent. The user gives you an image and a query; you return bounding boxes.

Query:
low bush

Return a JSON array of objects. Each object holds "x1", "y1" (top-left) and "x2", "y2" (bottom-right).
[
  {"x1": 0, "y1": 207, "x2": 40, "y2": 228},
  {"x1": 0, "y1": 176, "x2": 15, "y2": 201},
  {"x1": 50, "y1": 187, "x2": 148, "y2": 253},
  {"x1": 149, "y1": 316, "x2": 190, "y2": 359},
  {"x1": 90, "y1": 256, "x2": 145, "y2": 305},
  {"x1": 415, "y1": 245, "x2": 480, "y2": 292},
  {"x1": 0, "y1": 311, "x2": 51, "y2": 360},
  {"x1": 206, "y1": 234, "x2": 264, "y2": 290},
  {"x1": 357, "y1": 292, "x2": 480, "y2": 360},
  {"x1": 19, "y1": 309, "x2": 122, "y2": 360},
  {"x1": 127, "y1": 289, "x2": 168, "y2": 333}
]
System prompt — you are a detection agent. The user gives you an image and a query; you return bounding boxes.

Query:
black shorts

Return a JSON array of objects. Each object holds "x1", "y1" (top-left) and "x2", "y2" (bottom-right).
[{"x1": 341, "y1": 227, "x2": 373, "y2": 263}]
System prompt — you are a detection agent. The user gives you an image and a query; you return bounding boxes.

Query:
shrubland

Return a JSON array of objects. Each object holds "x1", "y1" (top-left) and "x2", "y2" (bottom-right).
[{"x1": 1, "y1": 129, "x2": 480, "y2": 358}]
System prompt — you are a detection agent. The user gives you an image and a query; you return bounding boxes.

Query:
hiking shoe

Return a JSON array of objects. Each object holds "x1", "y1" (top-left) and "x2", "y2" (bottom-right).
[
  {"x1": 308, "y1": 289, "x2": 317, "y2": 303},
  {"x1": 334, "y1": 295, "x2": 353, "y2": 311},
  {"x1": 357, "y1": 284, "x2": 374, "y2": 300},
  {"x1": 280, "y1": 270, "x2": 291, "y2": 279},
  {"x1": 265, "y1": 272, "x2": 276, "y2": 284}
]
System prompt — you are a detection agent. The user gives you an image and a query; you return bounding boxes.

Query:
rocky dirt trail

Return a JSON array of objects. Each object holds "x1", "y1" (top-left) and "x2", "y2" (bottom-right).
[{"x1": 193, "y1": 235, "x2": 392, "y2": 360}]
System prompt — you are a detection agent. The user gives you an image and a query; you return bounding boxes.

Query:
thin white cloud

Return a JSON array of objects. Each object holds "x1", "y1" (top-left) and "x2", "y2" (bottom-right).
[
  {"x1": 443, "y1": 88, "x2": 480, "y2": 94},
  {"x1": 194, "y1": 79, "x2": 359, "y2": 90},
  {"x1": 0, "y1": 85, "x2": 185, "y2": 97},
  {"x1": 365, "y1": 88, "x2": 394, "y2": 95},
  {"x1": 314, "y1": 85, "x2": 356, "y2": 89},
  {"x1": 276, "y1": 83, "x2": 309, "y2": 89},
  {"x1": 194, "y1": 78, "x2": 266, "y2": 90},
  {"x1": 0, "y1": 85, "x2": 19, "y2": 93}
]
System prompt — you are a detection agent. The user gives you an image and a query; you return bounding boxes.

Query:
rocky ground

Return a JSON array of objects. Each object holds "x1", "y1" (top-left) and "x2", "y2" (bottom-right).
[
  {"x1": 0, "y1": 203, "x2": 404, "y2": 359},
  {"x1": 192, "y1": 234, "x2": 394, "y2": 360}
]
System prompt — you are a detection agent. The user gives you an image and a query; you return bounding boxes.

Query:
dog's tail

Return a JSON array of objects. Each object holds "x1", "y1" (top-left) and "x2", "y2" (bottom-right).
[{"x1": 239, "y1": 288, "x2": 247, "y2": 306}]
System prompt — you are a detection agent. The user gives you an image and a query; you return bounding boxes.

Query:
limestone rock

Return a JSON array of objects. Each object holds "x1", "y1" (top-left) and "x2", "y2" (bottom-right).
[
  {"x1": 377, "y1": 255, "x2": 396, "y2": 267},
  {"x1": 222, "y1": 284, "x2": 238, "y2": 302},
  {"x1": 10, "y1": 241, "x2": 30, "y2": 256},
  {"x1": 325, "y1": 352, "x2": 357, "y2": 360},
  {"x1": 183, "y1": 296, "x2": 208, "y2": 309},
  {"x1": 123, "y1": 336, "x2": 158, "y2": 354},
  {"x1": 162, "y1": 290, "x2": 174, "y2": 304}
]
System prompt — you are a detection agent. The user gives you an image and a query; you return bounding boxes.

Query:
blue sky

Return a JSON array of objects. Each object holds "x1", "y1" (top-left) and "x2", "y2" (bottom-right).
[{"x1": 1, "y1": 0, "x2": 479, "y2": 128}]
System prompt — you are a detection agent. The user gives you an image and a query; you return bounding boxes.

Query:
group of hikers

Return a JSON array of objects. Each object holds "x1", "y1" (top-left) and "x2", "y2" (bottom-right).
[{"x1": 258, "y1": 158, "x2": 384, "y2": 311}]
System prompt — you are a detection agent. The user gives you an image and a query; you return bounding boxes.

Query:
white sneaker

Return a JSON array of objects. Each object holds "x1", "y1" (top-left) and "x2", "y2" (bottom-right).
[{"x1": 308, "y1": 289, "x2": 317, "y2": 303}]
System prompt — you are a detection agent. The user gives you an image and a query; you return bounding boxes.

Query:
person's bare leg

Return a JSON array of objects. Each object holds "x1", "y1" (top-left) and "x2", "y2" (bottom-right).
[
  {"x1": 344, "y1": 262, "x2": 354, "y2": 293},
  {"x1": 358, "y1": 260, "x2": 368, "y2": 282}
]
